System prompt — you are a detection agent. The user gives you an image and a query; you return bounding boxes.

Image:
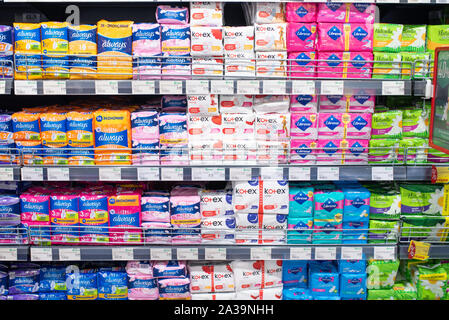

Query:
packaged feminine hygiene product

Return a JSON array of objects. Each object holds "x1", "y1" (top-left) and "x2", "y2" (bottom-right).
[
  {"x1": 339, "y1": 260, "x2": 366, "y2": 274},
  {"x1": 141, "y1": 191, "x2": 170, "y2": 223},
  {"x1": 372, "y1": 52, "x2": 401, "y2": 79},
  {"x1": 309, "y1": 264, "x2": 339, "y2": 297},
  {"x1": 317, "y1": 23, "x2": 373, "y2": 52},
  {"x1": 254, "y1": 3, "x2": 285, "y2": 24},
  {"x1": 8, "y1": 269, "x2": 40, "y2": 294},
  {"x1": 290, "y1": 95, "x2": 317, "y2": 113},
  {"x1": 158, "y1": 277, "x2": 191, "y2": 300},
  {"x1": 283, "y1": 287, "x2": 313, "y2": 300},
  {"x1": 340, "y1": 273, "x2": 367, "y2": 299},
  {"x1": 371, "y1": 110, "x2": 402, "y2": 139},
  {"x1": 288, "y1": 51, "x2": 316, "y2": 78},
  {"x1": 366, "y1": 259, "x2": 400, "y2": 289},
  {"x1": 232, "y1": 260, "x2": 283, "y2": 291},
  {"x1": 342, "y1": 187, "x2": 370, "y2": 222},
  {"x1": 287, "y1": 23, "x2": 316, "y2": 52},
  {"x1": 318, "y1": 113, "x2": 344, "y2": 139},
  {"x1": 289, "y1": 185, "x2": 314, "y2": 218},
  {"x1": 108, "y1": 192, "x2": 142, "y2": 244},
  {"x1": 254, "y1": 23, "x2": 287, "y2": 52},
  {"x1": 317, "y1": 52, "x2": 373, "y2": 79},
  {"x1": 156, "y1": 6, "x2": 189, "y2": 25},
  {"x1": 285, "y1": 3, "x2": 317, "y2": 23},
  {"x1": 190, "y1": 26, "x2": 223, "y2": 56},
  {"x1": 401, "y1": 25, "x2": 426, "y2": 53},
  {"x1": 39, "y1": 265, "x2": 67, "y2": 293},
  {"x1": 317, "y1": 3, "x2": 376, "y2": 23},
  {"x1": 290, "y1": 113, "x2": 318, "y2": 139},
  {"x1": 427, "y1": 25, "x2": 449, "y2": 51},
  {"x1": 188, "y1": 262, "x2": 235, "y2": 293},
  {"x1": 98, "y1": 270, "x2": 128, "y2": 300},
  {"x1": 282, "y1": 260, "x2": 308, "y2": 288},
  {"x1": 287, "y1": 216, "x2": 313, "y2": 244},
  {"x1": 373, "y1": 23, "x2": 403, "y2": 52},
  {"x1": 223, "y1": 26, "x2": 254, "y2": 53},
  {"x1": 234, "y1": 287, "x2": 283, "y2": 300},
  {"x1": 170, "y1": 186, "x2": 201, "y2": 243},
  {"x1": 190, "y1": 2, "x2": 223, "y2": 27}
]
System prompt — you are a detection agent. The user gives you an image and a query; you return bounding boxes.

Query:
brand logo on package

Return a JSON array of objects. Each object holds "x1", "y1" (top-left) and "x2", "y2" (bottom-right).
[
  {"x1": 327, "y1": 26, "x2": 342, "y2": 41},
  {"x1": 351, "y1": 54, "x2": 367, "y2": 68},
  {"x1": 296, "y1": 26, "x2": 312, "y2": 41},
  {"x1": 351, "y1": 197, "x2": 366, "y2": 208},
  {"x1": 296, "y1": 95, "x2": 313, "y2": 106},
  {"x1": 296, "y1": 6, "x2": 309, "y2": 18},
  {"x1": 295, "y1": 52, "x2": 312, "y2": 66},
  {"x1": 322, "y1": 199, "x2": 338, "y2": 212},
  {"x1": 295, "y1": 116, "x2": 313, "y2": 131},
  {"x1": 294, "y1": 192, "x2": 309, "y2": 205},
  {"x1": 351, "y1": 116, "x2": 368, "y2": 131},
  {"x1": 295, "y1": 144, "x2": 312, "y2": 158},
  {"x1": 326, "y1": 54, "x2": 341, "y2": 67},
  {"x1": 354, "y1": 95, "x2": 370, "y2": 104},
  {"x1": 349, "y1": 141, "x2": 365, "y2": 156},
  {"x1": 352, "y1": 27, "x2": 368, "y2": 41},
  {"x1": 324, "y1": 115, "x2": 341, "y2": 130}
]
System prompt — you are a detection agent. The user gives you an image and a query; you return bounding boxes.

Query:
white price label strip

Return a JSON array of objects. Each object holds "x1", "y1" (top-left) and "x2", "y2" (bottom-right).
[
  {"x1": 290, "y1": 247, "x2": 312, "y2": 260},
  {"x1": 205, "y1": 248, "x2": 227, "y2": 260},
  {"x1": 372, "y1": 167, "x2": 394, "y2": 181},
  {"x1": 291, "y1": 80, "x2": 315, "y2": 95},
  {"x1": 0, "y1": 80, "x2": 5, "y2": 94},
  {"x1": 261, "y1": 167, "x2": 284, "y2": 180},
  {"x1": 31, "y1": 248, "x2": 52, "y2": 261},
  {"x1": 376, "y1": 0, "x2": 399, "y2": 3},
  {"x1": 192, "y1": 167, "x2": 225, "y2": 181},
  {"x1": 341, "y1": 247, "x2": 363, "y2": 260},
  {"x1": 132, "y1": 80, "x2": 155, "y2": 94},
  {"x1": 43, "y1": 81, "x2": 66, "y2": 95},
  {"x1": 382, "y1": 81, "x2": 405, "y2": 95},
  {"x1": 151, "y1": 248, "x2": 172, "y2": 260},
  {"x1": 95, "y1": 80, "x2": 118, "y2": 94},
  {"x1": 161, "y1": 167, "x2": 184, "y2": 181},
  {"x1": 263, "y1": 80, "x2": 286, "y2": 94},
  {"x1": 186, "y1": 80, "x2": 209, "y2": 94},
  {"x1": 250, "y1": 247, "x2": 272, "y2": 260},
  {"x1": 137, "y1": 167, "x2": 160, "y2": 181},
  {"x1": 59, "y1": 248, "x2": 81, "y2": 261},
  {"x1": 99, "y1": 167, "x2": 121, "y2": 181},
  {"x1": 374, "y1": 246, "x2": 396, "y2": 260},
  {"x1": 289, "y1": 167, "x2": 311, "y2": 181},
  {"x1": 0, "y1": 167, "x2": 14, "y2": 181},
  {"x1": 15, "y1": 81, "x2": 37, "y2": 95},
  {"x1": 315, "y1": 247, "x2": 337, "y2": 260},
  {"x1": 210, "y1": 80, "x2": 234, "y2": 94},
  {"x1": 320, "y1": 80, "x2": 344, "y2": 95},
  {"x1": 47, "y1": 167, "x2": 70, "y2": 181},
  {"x1": 230, "y1": 167, "x2": 252, "y2": 181},
  {"x1": 0, "y1": 248, "x2": 18, "y2": 261},
  {"x1": 317, "y1": 167, "x2": 339, "y2": 180},
  {"x1": 177, "y1": 248, "x2": 198, "y2": 260},
  {"x1": 237, "y1": 80, "x2": 259, "y2": 94},
  {"x1": 21, "y1": 167, "x2": 43, "y2": 181},
  {"x1": 112, "y1": 248, "x2": 134, "y2": 261},
  {"x1": 159, "y1": 80, "x2": 183, "y2": 94}
]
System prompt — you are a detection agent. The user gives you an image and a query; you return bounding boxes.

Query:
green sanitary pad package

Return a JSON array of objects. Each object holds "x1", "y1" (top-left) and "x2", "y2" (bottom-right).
[
  {"x1": 373, "y1": 52, "x2": 402, "y2": 79},
  {"x1": 371, "y1": 110, "x2": 403, "y2": 139},
  {"x1": 401, "y1": 25, "x2": 427, "y2": 52},
  {"x1": 402, "y1": 109, "x2": 429, "y2": 138},
  {"x1": 400, "y1": 183, "x2": 445, "y2": 215},
  {"x1": 374, "y1": 23, "x2": 404, "y2": 52},
  {"x1": 368, "y1": 219, "x2": 400, "y2": 244},
  {"x1": 393, "y1": 282, "x2": 418, "y2": 300},
  {"x1": 367, "y1": 289, "x2": 395, "y2": 300},
  {"x1": 400, "y1": 52, "x2": 431, "y2": 79},
  {"x1": 413, "y1": 264, "x2": 448, "y2": 300},
  {"x1": 427, "y1": 25, "x2": 449, "y2": 52},
  {"x1": 367, "y1": 259, "x2": 400, "y2": 289},
  {"x1": 401, "y1": 216, "x2": 449, "y2": 242}
]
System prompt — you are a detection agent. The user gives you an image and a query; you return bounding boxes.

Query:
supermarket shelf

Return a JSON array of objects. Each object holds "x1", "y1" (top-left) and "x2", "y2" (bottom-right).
[
  {"x1": 398, "y1": 244, "x2": 449, "y2": 259},
  {"x1": 0, "y1": 246, "x2": 29, "y2": 261},
  {"x1": 12, "y1": 79, "x2": 418, "y2": 96},
  {"x1": 28, "y1": 244, "x2": 397, "y2": 261},
  {"x1": 405, "y1": 166, "x2": 432, "y2": 180},
  {"x1": 0, "y1": 80, "x2": 12, "y2": 95},
  {"x1": 16, "y1": 165, "x2": 411, "y2": 182}
]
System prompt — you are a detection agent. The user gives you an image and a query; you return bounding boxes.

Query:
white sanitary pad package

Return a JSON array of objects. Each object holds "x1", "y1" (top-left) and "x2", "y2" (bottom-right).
[
  {"x1": 188, "y1": 262, "x2": 235, "y2": 293},
  {"x1": 232, "y1": 260, "x2": 283, "y2": 291}
]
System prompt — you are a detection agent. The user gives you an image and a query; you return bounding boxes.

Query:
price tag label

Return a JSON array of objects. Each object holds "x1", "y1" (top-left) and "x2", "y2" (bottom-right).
[
  {"x1": 290, "y1": 247, "x2": 312, "y2": 260},
  {"x1": 95, "y1": 80, "x2": 118, "y2": 94},
  {"x1": 137, "y1": 167, "x2": 160, "y2": 181},
  {"x1": 150, "y1": 248, "x2": 172, "y2": 260},
  {"x1": 0, "y1": 167, "x2": 14, "y2": 181},
  {"x1": 15, "y1": 80, "x2": 37, "y2": 95},
  {"x1": 408, "y1": 240, "x2": 431, "y2": 260},
  {"x1": 263, "y1": 80, "x2": 286, "y2": 94},
  {"x1": 237, "y1": 80, "x2": 259, "y2": 94},
  {"x1": 0, "y1": 80, "x2": 6, "y2": 94},
  {"x1": 0, "y1": 248, "x2": 18, "y2": 261},
  {"x1": 374, "y1": 246, "x2": 396, "y2": 260},
  {"x1": 382, "y1": 81, "x2": 405, "y2": 95},
  {"x1": 186, "y1": 80, "x2": 209, "y2": 94},
  {"x1": 321, "y1": 80, "x2": 344, "y2": 95},
  {"x1": 250, "y1": 247, "x2": 272, "y2": 260},
  {"x1": 205, "y1": 248, "x2": 227, "y2": 260},
  {"x1": 192, "y1": 167, "x2": 225, "y2": 181},
  {"x1": 43, "y1": 81, "x2": 66, "y2": 95},
  {"x1": 317, "y1": 167, "x2": 339, "y2": 181},
  {"x1": 372, "y1": 167, "x2": 394, "y2": 181},
  {"x1": 112, "y1": 248, "x2": 134, "y2": 261},
  {"x1": 289, "y1": 167, "x2": 311, "y2": 181},
  {"x1": 230, "y1": 167, "x2": 252, "y2": 181},
  {"x1": 59, "y1": 248, "x2": 81, "y2": 261},
  {"x1": 159, "y1": 80, "x2": 183, "y2": 94},
  {"x1": 99, "y1": 167, "x2": 121, "y2": 181},
  {"x1": 291, "y1": 80, "x2": 315, "y2": 95},
  {"x1": 341, "y1": 247, "x2": 363, "y2": 260},
  {"x1": 47, "y1": 167, "x2": 70, "y2": 181},
  {"x1": 261, "y1": 167, "x2": 284, "y2": 180},
  {"x1": 177, "y1": 248, "x2": 198, "y2": 260},
  {"x1": 132, "y1": 80, "x2": 155, "y2": 94},
  {"x1": 315, "y1": 247, "x2": 337, "y2": 260},
  {"x1": 21, "y1": 167, "x2": 43, "y2": 181},
  {"x1": 161, "y1": 167, "x2": 184, "y2": 181},
  {"x1": 31, "y1": 247, "x2": 52, "y2": 261},
  {"x1": 210, "y1": 80, "x2": 234, "y2": 94}
]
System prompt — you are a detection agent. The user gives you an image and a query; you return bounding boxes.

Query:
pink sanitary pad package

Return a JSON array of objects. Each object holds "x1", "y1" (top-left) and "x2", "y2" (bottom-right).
[
  {"x1": 288, "y1": 51, "x2": 316, "y2": 78},
  {"x1": 290, "y1": 113, "x2": 318, "y2": 139},
  {"x1": 317, "y1": 51, "x2": 373, "y2": 79},
  {"x1": 317, "y1": 23, "x2": 373, "y2": 52},
  {"x1": 286, "y1": 3, "x2": 317, "y2": 23},
  {"x1": 287, "y1": 23, "x2": 316, "y2": 52},
  {"x1": 317, "y1": 3, "x2": 376, "y2": 23}
]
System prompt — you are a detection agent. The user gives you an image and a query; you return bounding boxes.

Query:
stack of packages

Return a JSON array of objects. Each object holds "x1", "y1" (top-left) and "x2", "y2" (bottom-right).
[
  {"x1": 20, "y1": 189, "x2": 50, "y2": 245},
  {"x1": 40, "y1": 111, "x2": 69, "y2": 166},
  {"x1": 157, "y1": 5, "x2": 191, "y2": 79},
  {"x1": 253, "y1": 3, "x2": 287, "y2": 78},
  {"x1": 199, "y1": 186, "x2": 235, "y2": 244},
  {"x1": 0, "y1": 25, "x2": 13, "y2": 78},
  {"x1": 190, "y1": 2, "x2": 224, "y2": 78},
  {"x1": 282, "y1": 260, "x2": 310, "y2": 299},
  {"x1": 131, "y1": 109, "x2": 160, "y2": 165},
  {"x1": 364, "y1": 182, "x2": 401, "y2": 244},
  {"x1": 189, "y1": 261, "x2": 236, "y2": 300},
  {"x1": 427, "y1": 24, "x2": 449, "y2": 75},
  {"x1": 170, "y1": 185, "x2": 201, "y2": 244},
  {"x1": 232, "y1": 260, "x2": 283, "y2": 300},
  {"x1": 12, "y1": 111, "x2": 42, "y2": 165},
  {"x1": 153, "y1": 261, "x2": 191, "y2": 300},
  {"x1": 132, "y1": 20, "x2": 162, "y2": 79},
  {"x1": 126, "y1": 261, "x2": 159, "y2": 300},
  {"x1": 233, "y1": 178, "x2": 289, "y2": 244},
  {"x1": 0, "y1": 114, "x2": 15, "y2": 164},
  {"x1": 367, "y1": 259, "x2": 401, "y2": 300},
  {"x1": 41, "y1": 22, "x2": 69, "y2": 79},
  {"x1": 0, "y1": 195, "x2": 27, "y2": 244},
  {"x1": 68, "y1": 24, "x2": 97, "y2": 79},
  {"x1": 287, "y1": 183, "x2": 314, "y2": 244},
  {"x1": 2, "y1": 263, "x2": 40, "y2": 300},
  {"x1": 316, "y1": 3, "x2": 375, "y2": 79},
  {"x1": 97, "y1": 267, "x2": 128, "y2": 300},
  {"x1": 141, "y1": 191, "x2": 171, "y2": 244},
  {"x1": 13, "y1": 23, "x2": 42, "y2": 80}
]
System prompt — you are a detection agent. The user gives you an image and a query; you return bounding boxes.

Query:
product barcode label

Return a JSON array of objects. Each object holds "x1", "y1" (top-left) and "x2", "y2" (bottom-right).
[
  {"x1": 237, "y1": 80, "x2": 259, "y2": 94},
  {"x1": 43, "y1": 81, "x2": 66, "y2": 95},
  {"x1": 315, "y1": 247, "x2": 337, "y2": 260},
  {"x1": 291, "y1": 80, "x2": 315, "y2": 95},
  {"x1": 177, "y1": 248, "x2": 198, "y2": 260},
  {"x1": 95, "y1": 80, "x2": 118, "y2": 94},
  {"x1": 372, "y1": 167, "x2": 394, "y2": 181},
  {"x1": 0, "y1": 248, "x2": 18, "y2": 261},
  {"x1": 161, "y1": 167, "x2": 184, "y2": 181},
  {"x1": 132, "y1": 81, "x2": 155, "y2": 94},
  {"x1": 205, "y1": 248, "x2": 226, "y2": 260},
  {"x1": 21, "y1": 167, "x2": 43, "y2": 181},
  {"x1": 320, "y1": 80, "x2": 344, "y2": 95},
  {"x1": 341, "y1": 247, "x2": 363, "y2": 260},
  {"x1": 99, "y1": 167, "x2": 121, "y2": 181},
  {"x1": 289, "y1": 167, "x2": 311, "y2": 181},
  {"x1": 290, "y1": 247, "x2": 312, "y2": 260},
  {"x1": 137, "y1": 167, "x2": 160, "y2": 181},
  {"x1": 112, "y1": 248, "x2": 134, "y2": 261},
  {"x1": 192, "y1": 168, "x2": 225, "y2": 181},
  {"x1": 210, "y1": 80, "x2": 234, "y2": 94},
  {"x1": 150, "y1": 248, "x2": 172, "y2": 260},
  {"x1": 159, "y1": 80, "x2": 183, "y2": 94},
  {"x1": 263, "y1": 80, "x2": 286, "y2": 94},
  {"x1": 229, "y1": 167, "x2": 252, "y2": 181},
  {"x1": 382, "y1": 81, "x2": 405, "y2": 95},
  {"x1": 250, "y1": 247, "x2": 272, "y2": 260},
  {"x1": 47, "y1": 167, "x2": 70, "y2": 181},
  {"x1": 374, "y1": 246, "x2": 396, "y2": 260},
  {"x1": 186, "y1": 80, "x2": 209, "y2": 94},
  {"x1": 59, "y1": 248, "x2": 81, "y2": 261},
  {"x1": 0, "y1": 168, "x2": 14, "y2": 181},
  {"x1": 15, "y1": 81, "x2": 37, "y2": 95},
  {"x1": 31, "y1": 248, "x2": 52, "y2": 261}
]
